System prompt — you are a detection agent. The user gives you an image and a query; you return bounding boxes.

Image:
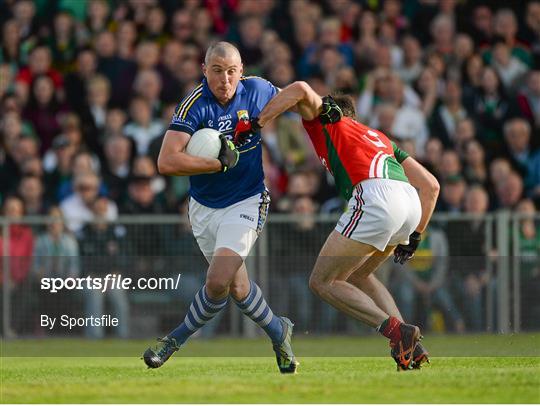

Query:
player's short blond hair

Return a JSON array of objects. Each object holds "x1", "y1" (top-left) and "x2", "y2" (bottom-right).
[{"x1": 204, "y1": 41, "x2": 241, "y2": 65}]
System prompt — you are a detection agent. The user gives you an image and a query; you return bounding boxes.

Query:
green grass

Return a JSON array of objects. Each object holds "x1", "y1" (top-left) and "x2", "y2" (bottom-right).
[{"x1": 2, "y1": 335, "x2": 540, "y2": 403}]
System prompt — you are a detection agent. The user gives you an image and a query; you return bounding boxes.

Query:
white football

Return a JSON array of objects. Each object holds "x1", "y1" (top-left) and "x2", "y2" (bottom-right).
[{"x1": 185, "y1": 128, "x2": 222, "y2": 159}]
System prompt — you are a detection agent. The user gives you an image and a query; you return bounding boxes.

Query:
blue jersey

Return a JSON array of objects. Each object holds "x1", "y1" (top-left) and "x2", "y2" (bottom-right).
[{"x1": 169, "y1": 76, "x2": 278, "y2": 208}]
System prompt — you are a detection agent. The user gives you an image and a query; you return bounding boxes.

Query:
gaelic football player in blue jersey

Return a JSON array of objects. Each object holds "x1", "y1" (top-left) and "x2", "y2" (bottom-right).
[{"x1": 142, "y1": 42, "x2": 298, "y2": 373}]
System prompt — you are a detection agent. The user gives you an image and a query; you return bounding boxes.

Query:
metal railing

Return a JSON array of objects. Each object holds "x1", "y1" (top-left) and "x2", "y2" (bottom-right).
[{"x1": 0, "y1": 212, "x2": 538, "y2": 338}]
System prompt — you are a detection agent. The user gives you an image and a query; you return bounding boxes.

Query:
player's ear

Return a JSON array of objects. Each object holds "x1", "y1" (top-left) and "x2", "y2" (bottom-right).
[
  {"x1": 202, "y1": 63, "x2": 207, "y2": 78},
  {"x1": 239, "y1": 63, "x2": 243, "y2": 76}
]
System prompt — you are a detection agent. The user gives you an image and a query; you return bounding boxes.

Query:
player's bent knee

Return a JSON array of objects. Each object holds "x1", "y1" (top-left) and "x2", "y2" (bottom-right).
[
  {"x1": 309, "y1": 275, "x2": 328, "y2": 297},
  {"x1": 205, "y1": 276, "x2": 231, "y2": 299},
  {"x1": 229, "y1": 281, "x2": 249, "y2": 301}
]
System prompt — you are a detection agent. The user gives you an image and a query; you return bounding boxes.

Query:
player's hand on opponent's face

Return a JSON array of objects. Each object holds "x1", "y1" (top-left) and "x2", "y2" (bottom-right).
[
  {"x1": 218, "y1": 134, "x2": 239, "y2": 172},
  {"x1": 319, "y1": 95, "x2": 343, "y2": 124},
  {"x1": 393, "y1": 231, "x2": 421, "y2": 264},
  {"x1": 233, "y1": 117, "x2": 261, "y2": 145}
]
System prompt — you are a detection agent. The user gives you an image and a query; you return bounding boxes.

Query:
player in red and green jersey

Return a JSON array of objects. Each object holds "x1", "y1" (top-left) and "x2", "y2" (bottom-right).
[
  {"x1": 235, "y1": 82, "x2": 439, "y2": 370},
  {"x1": 301, "y1": 112, "x2": 410, "y2": 201}
]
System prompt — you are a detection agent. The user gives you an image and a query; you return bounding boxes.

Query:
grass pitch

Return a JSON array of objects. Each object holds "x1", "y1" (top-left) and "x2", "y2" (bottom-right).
[{"x1": 2, "y1": 334, "x2": 539, "y2": 403}]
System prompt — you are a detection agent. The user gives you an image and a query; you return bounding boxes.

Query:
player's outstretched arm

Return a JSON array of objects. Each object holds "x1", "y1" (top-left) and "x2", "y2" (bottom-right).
[
  {"x1": 157, "y1": 129, "x2": 222, "y2": 176},
  {"x1": 401, "y1": 157, "x2": 440, "y2": 233},
  {"x1": 258, "y1": 81, "x2": 323, "y2": 126}
]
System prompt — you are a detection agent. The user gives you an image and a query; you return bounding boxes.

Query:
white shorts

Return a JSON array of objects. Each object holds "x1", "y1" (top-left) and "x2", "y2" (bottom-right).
[
  {"x1": 188, "y1": 191, "x2": 270, "y2": 261},
  {"x1": 335, "y1": 178, "x2": 421, "y2": 251}
]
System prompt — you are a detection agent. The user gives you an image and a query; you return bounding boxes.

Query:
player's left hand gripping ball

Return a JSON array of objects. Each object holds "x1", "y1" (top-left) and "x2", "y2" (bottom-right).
[
  {"x1": 217, "y1": 134, "x2": 239, "y2": 172},
  {"x1": 233, "y1": 117, "x2": 261, "y2": 145},
  {"x1": 393, "y1": 231, "x2": 421, "y2": 264},
  {"x1": 319, "y1": 95, "x2": 343, "y2": 124}
]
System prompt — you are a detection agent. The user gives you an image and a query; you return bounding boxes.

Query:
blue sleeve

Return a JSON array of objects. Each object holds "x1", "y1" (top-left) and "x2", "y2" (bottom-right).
[
  {"x1": 248, "y1": 77, "x2": 279, "y2": 110},
  {"x1": 168, "y1": 90, "x2": 203, "y2": 135}
]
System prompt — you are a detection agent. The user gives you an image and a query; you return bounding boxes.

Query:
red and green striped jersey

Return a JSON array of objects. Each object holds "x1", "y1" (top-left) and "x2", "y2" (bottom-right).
[{"x1": 302, "y1": 117, "x2": 409, "y2": 200}]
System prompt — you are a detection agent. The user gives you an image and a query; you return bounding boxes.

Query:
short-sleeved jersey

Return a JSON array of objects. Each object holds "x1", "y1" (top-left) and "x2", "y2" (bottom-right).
[
  {"x1": 302, "y1": 117, "x2": 409, "y2": 200},
  {"x1": 169, "y1": 76, "x2": 278, "y2": 208}
]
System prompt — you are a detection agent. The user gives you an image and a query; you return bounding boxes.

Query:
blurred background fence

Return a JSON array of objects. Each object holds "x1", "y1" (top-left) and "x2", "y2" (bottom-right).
[{"x1": 1, "y1": 211, "x2": 538, "y2": 340}]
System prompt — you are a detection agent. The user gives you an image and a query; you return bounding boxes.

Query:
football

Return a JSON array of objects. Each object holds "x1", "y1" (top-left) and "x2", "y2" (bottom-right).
[{"x1": 185, "y1": 128, "x2": 222, "y2": 159}]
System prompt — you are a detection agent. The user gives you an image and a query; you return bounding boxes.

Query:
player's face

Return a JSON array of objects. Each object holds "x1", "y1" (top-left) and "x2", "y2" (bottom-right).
[{"x1": 203, "y1": 54, "x2": 243, "y2": 105}]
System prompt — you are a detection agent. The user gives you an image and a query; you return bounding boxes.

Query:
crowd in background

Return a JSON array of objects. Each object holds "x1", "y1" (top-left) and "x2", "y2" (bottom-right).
[{"x1": 0, "y1": 0, "x2": 539, "y2": 336}]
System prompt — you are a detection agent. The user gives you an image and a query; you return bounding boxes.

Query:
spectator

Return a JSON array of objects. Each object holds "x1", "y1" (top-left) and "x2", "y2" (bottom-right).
[
  {"x1": 462, "y1": 53, "x2": 485, "y2": 96},
  {"x1": 236, "y1": 15, "x2": 264, "y2": 71},
  {"x1": 123, "y1": 96, "x2": 164, "y2": 156},
  {"x1": 158, "y1": 40, "x2": 183, "y2": 103},
  {"x1": 17, "y1": 175, "x2": 46, "y2": 215},
  {"x1": 490, "y1": 8, "x2": 532, "y2": 67},
  {"x1": 449, "y1": 33, "x2": 474, "y2": 74},
  {"x1": 170, "y1": 8, "x2": 194, "y2": 44},
  {"x1": 470, "y1": 5, "x2": 494, "y2": 48},
  {"x1": 439, "y1": 149, "x2": 462, "y2": 180},
  {"x1": 78, "y1": 196, "x2": 128, "y2": 339},
  {"x1": 60, "y1": 171, "x2": 117, "y2": 234},
  {"x1": 57, "y1": 150, "x2": 103, "y2": 201},
  {"x1": 6, "y1": 136, "x2": 40, "y2": 197},
  {"x1": 452, "y1": 118, "x2": 477, "y2": 158},
  {"x1": 131, "y1": 155, "x2": 166, "y2": 196},
  {"x1": 423, "y1": 137, "x2": 444, "y2": 178},
  {"x1": 121, "y1": 175, "x2": 165, "y2": 216},
  {"x1": 133, "y1": 69, "x2": 163, "y2": 118},
  {"x1": 43, "y1": 134, "x2": 76, "y2": 203},
  {"x1": 23, "y1": 74, "x2": 66, "y2": 154},
  {"x1": 1, "y1": 19, "x2": 22, "y2": 70},
  {"x1": 517, "y1": 70, "x2": 540, "y2": 129},
  {"x1": 33, "y1": 206, "x2": 80, "y2": 334},
  {"x1": 396, "y1": 34, "x2": 423, "y2": 84},
  {"x1": 465, "y1": 66, "x2": 514, "y2": 155},
  {"x1": 47, "y1": 11, "x2": 77, "y2": 74},
  {"x1": 436, "y1": 174, "x2": 466, "y2": 213},
  {"x1": 391, "y1": 227, "x2": 465, "y2": 333},
  {"x1": 524, "y1": 2, "x2": 540, "y2": 66},
  {"x1": 503, "y1": 118, "x2": 540, "y2": 195},
  {"x1": 121, "y1": 175, "x2": 166, "y2": 261},
  {"x1": 0, "y1": 195, "x2": 34, "y2": 284},
  {"x1": 414, "y1": 67, "x2": 439, "y2": 118},
  {"x1": 0, "y1": 195, "x2": 34, "y2": 334},
  {"x1": 428, "y1": 14, "x2": 455, "y2": 59},
  {"x1": 15, "y1": 44, "x2": 63, "y2": 97},
  {"x1": 446, "y1": 185, "x2": 490, "y2": 331},
  {"x1": 141, "y1": 6, "x2": 169, "y2": 46},
  {"x1": 64, "y1": 48, "x2": 98, "y2": 113},
  {"x1": 430, "y1": 79, "x2": 468, "y2": 148},
  {"x1": 463, "y1": 140, "x2": 488, "y2": 186},
  {"x1": 101, "y1": 135, "x2": 132, "y2": 203},
  {"x1": 95, "y1": 30, "x2": 133, "y2": 107},
  {"x1": 515, "y1": 199, "x2": 540, "y2": 330},
  {"x1": 270, "y1": 195, "x2": 336, "y2": 332},
  {"x1": 491, "y1": 38, "x2": 529, "y2": 92},
  {"x1": 374, "y1": 103, "x2": 397, "y2": 138},
  {"x1": 487, "y1": 157, "x2": 513, "y2": 208},
  {"x1": 495, "y1": 171, "x2": 524, "y2": 210},
  {"x1": 103, "y1": 108, "x2": 127, "y2": 139},
  {"x1": 115, "y1": 20, "x2": 137, "y2": 60},
  {"x1": 78, "y1": 74, "x2": 110, "y2": 145},
  {"x1": 33, "y1": 206, "x2": 79, "y2": 279},
  {"x1": 299, "y1": 17, "x2": 353, "y2": 79},
  {"x1": 83, "y1": 0, "x2": 111, "y2": 42}
]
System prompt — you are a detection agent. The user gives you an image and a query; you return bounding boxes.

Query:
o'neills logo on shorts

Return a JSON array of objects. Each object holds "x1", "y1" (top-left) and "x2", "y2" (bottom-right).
[{"x1": 240, "y1": 214, "x2": 255, "y2": 222}]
